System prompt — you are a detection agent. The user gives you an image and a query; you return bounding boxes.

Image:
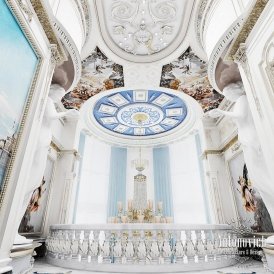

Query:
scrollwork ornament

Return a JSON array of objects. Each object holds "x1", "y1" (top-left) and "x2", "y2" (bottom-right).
[
  {"x1": 149, "y1": 1, "x2": 176, "y2": 22},
  {"x1": 111, "y1": 1, "x2": 137, "y2": 22},
  {"x1": 109, "y1": 0, "x2": 177, "y2": 55}
]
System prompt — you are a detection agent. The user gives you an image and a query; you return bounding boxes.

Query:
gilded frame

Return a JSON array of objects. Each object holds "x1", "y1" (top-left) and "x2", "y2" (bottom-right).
[{"x1": 0, "y1": 0, "x2": 44, "y2": 210}]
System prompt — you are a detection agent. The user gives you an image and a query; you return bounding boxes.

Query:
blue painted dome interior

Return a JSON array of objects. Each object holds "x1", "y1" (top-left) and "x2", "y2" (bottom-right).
[{"x1": 93, "y1": 90, "x2": 188, "y2": 136}]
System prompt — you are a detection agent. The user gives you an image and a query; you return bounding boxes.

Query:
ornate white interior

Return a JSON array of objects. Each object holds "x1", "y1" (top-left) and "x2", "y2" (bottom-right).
[
  {"x1": 81, "y1": 87, "x2": 203, "y2": 147},
  {"x1": 96, "y1": 0, "x2": 195, "y2": 62}
]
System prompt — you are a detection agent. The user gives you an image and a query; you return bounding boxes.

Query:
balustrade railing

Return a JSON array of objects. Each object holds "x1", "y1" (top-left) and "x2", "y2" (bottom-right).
[{"x1": 46, "y1": 224, "x2": 238, "y2": 272}]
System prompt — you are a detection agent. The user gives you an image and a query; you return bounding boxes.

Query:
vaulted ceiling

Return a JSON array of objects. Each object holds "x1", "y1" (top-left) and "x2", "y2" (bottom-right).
[{"x1": 58, "y1": 0, "x2": 225, "y2": 145}]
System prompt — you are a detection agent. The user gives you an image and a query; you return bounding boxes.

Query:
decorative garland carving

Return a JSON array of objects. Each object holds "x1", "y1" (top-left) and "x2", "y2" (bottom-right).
[
  {"x1": 29, "y1": 0, "x2": 67, "y2": 65},
  {"x1": 226, "y1": 0, "x2": 269, "y2": 60}
]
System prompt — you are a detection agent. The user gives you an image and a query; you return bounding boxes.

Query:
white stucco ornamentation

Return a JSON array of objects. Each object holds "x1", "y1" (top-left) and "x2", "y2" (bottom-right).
[
  {"x1": 208, "y1": 81, "x2": 274, "y2": 224},
  {"x1": 96, "y1": 0, "x2": 194, "y2": 62},
  {"x1": 15, "y1": 84, "x2": 79, "y2": 245}
]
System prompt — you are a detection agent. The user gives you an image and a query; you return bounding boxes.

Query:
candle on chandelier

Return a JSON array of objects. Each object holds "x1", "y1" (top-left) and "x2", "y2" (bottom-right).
[
  {"x1": 148, "y1": 199, "x2": 153, "y2": 210},
  {"x1": 128, "y1": 199, "x2": 133, "y2": 210},
  {"x1": 117, "y1": 201, "x2": 123, "y2": 211}
]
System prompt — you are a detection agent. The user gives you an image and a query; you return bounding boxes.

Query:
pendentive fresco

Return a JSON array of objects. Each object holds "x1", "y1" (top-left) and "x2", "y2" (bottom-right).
[
  {"x1": 62, "y1": 47, "x2": 124, "y2": 110},
  {"x1": 160, "y1": 47, "x2": 224, "y2": 112}
]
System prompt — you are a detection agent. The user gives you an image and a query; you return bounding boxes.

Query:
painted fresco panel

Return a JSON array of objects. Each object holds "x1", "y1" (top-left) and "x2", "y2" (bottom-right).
[{"x1": 0, "y1": 0, "x2": 38, "y2": 200}]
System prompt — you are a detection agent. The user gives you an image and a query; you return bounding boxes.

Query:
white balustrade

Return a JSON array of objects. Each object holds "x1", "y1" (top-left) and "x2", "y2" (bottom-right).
[{"x1": 46, "y1": 224, "x2": 238, "y2": 272}]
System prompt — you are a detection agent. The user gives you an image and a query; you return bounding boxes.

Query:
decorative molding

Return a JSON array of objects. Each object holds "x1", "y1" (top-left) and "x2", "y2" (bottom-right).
[
  {"x1": 95, "y1": 0, "x2": 194, "y2": 62},
  {"x1": 231, "y1": 142, "x2": 241, "y2": 153},
  {"x1": 195, "y1": 0, "x2": 210, "y2": 48},
  {"x1": 80, "y1": 0, "x2": 91, "y2": 40},
  {"x1": 207, "y1": 17, "x2": 244, "y2": 93},
  {"x1": 233, "y1": 43, "x2": 247, "y2": 65},
  {"x1": 52, "y1": 20, "x2": 82, "y2": 91},
  {"x1": 29, "y1": 0, "x2": 67, "y2": 65},
  {"x1": 17, "y1": 0, "x2": 34, "y2": 22},
  {"x1": 0, "y1": 0, "x2": 44, "y2": 209},
  {"x1": 234, "y1": 44, "x2": 263, "y2": 118},
  {"x1": 226, "y1": 0, "x2": 270, "y2": 61},
  {"x1": 50, "y1": 141, "x2": 61, "y2": 153},
  {"x1": 203, "y1": 135, "x2": 238, "y2": 158},
  {"x1": 266, "y1": 60, "x2": 274, "y2": 91},
  {"x1": 73, "y1": 0, "x2": 87, "y2": 38}
]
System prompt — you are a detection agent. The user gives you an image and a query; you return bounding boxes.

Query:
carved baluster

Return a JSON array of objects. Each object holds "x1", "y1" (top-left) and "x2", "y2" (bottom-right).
[
  {"x1": 137, "y1": 230, "x2": 147, "y2": 264},
  {"x1": 113, "y1": 230, "x2": 122, "y2": 263},
  {"x1": 161, "y1": 230, "x2": 172, "y2": 264},
  {"x1": 124, "y1": 230, "x2": 134, "y2": 264},
  {"x1": 204, "y1": 230, "x2": 214, "y2": 262},
  {"x1": 174, "y1": 230, "x2": 184, "y2": 264},
  {"x1": 149, "y1": 230, "x2": 160, "y2": 264},
  {"x1": 59, "y1": 230, "x2": 67, "y2": 259},
  {"x1": 70, "y1": 230, "x2": 78, "y2": 259},
  {"x1": 196, "y1": 230, "x2": 206, "y2": 262},
  {"x1": 75, "y1": 230, "x2": 82, "y2": 261},
  {"x1": 101, "y1": 230, "x2": 111, "y2": 263},
  {"x1": 89, "y1": 230, "x2": 100, "y2": 263},
  {"x1": 79, "y1": 230, "x2": 89, "y2": 262},
  {"x1": 185, "y1": 230, "x2": 195, "y2": 263}
]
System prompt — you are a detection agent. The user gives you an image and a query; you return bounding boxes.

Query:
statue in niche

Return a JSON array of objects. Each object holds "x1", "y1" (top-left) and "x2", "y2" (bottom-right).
[
  {"x1": 14, "y1": 84, "x2": 79, "y2": 245},
  {"x1": 208, "y1": 81, "x2": 274, "y2": 226}
]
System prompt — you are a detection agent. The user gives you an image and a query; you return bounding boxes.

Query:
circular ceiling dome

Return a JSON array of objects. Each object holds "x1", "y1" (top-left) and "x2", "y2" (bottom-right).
[
  {"x1": 93, "y1": 90, "x2": 188, "y2": 136},
  {"x1": 81, "y1": 88, "x2": 202, "y2": 147}
]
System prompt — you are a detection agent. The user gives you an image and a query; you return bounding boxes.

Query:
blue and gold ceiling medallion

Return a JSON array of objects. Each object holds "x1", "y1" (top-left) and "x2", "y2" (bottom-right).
[{"x1": 93, "y1": 90, "x2": 188, "y2": 136}]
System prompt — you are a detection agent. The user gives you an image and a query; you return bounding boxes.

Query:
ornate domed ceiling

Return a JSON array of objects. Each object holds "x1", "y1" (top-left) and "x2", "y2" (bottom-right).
[
  {"x1": 81, "y1": 88, "x2": 202, "y2": 147},
  {"x1": 96, "y1": 0, "x2": 194, "y2": 62},
  {"x1": 93, "y1": 90, "x2": 188, "y2": 136}
]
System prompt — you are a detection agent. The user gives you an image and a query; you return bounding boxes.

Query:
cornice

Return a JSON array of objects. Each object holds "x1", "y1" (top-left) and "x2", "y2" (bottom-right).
[
  {"x1": 203, "y1": 135, "x2": 238, "y2": 158},
  {"x1": 29, "y1": 0, "x2": 67, "y2": 65},
  {"x1": 226, "y1": 0, "x2": 269, "y2": 61},
  {"x1": 207, "y1": 17, "x2": 244, "y2": 92}
]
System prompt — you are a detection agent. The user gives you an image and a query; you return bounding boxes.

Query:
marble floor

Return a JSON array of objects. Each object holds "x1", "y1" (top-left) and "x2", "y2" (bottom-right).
[{"x1": 32, "y1": 259, "x2": 268, "y2": 274}]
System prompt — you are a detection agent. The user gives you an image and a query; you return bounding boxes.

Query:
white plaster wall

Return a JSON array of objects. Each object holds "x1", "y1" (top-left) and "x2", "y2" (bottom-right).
[
  {"x1": 126, "y1": 147, "x2": 154, "y2": 205},
  {"x1": 201, "y1": 118, "x2": 238, "y2": 224},
  {"x1": 242, "y1": 0, "x2": 274, "y2": 179},
  {"x1": 169, "y1": 135, "x2": 208, "y2": 224},
  {"x1": 217, "y1": 116, "x2": 237, "y2": 148},
  {"x1": 74, "y1": 135, "x2": 111, "y2": 224}
]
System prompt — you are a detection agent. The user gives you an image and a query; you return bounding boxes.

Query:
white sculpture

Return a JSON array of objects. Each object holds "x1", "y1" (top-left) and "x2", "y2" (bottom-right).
[
  {"x1": 15, "y1": 84, "x2": 79, "y2": 245},
  {"x1": 208, "y1": 81, "x2": 274, "y2": 224}
]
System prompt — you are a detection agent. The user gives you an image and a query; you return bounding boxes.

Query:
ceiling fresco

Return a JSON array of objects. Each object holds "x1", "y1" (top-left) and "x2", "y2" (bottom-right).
[
  {"x1": 93, "y1": 89, "x2": 188, "y2": 136},
  {"x1": 62, "y1": 47, "x2": 124, "y2": 110},
  {"x1": 160, "y1": 47, "x2": 224, "y2": 112}
]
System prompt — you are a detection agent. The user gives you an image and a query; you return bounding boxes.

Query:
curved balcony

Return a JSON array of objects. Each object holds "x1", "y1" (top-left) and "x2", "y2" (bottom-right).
[{"x1": 46, "y1": 224, "x2": 237, "y2": 272}]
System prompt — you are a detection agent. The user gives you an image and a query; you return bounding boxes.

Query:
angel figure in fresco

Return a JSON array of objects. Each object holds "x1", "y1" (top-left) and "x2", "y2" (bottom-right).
[
  {"x1": 19, "y1": 177, "x2": 46, "y2": 233},
  {"x1": 15, "y1": 84, "x2": 79, "y2": 244},
  {"x1": 238, "y1": 175, "x2": 256, "y2": 213}
]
